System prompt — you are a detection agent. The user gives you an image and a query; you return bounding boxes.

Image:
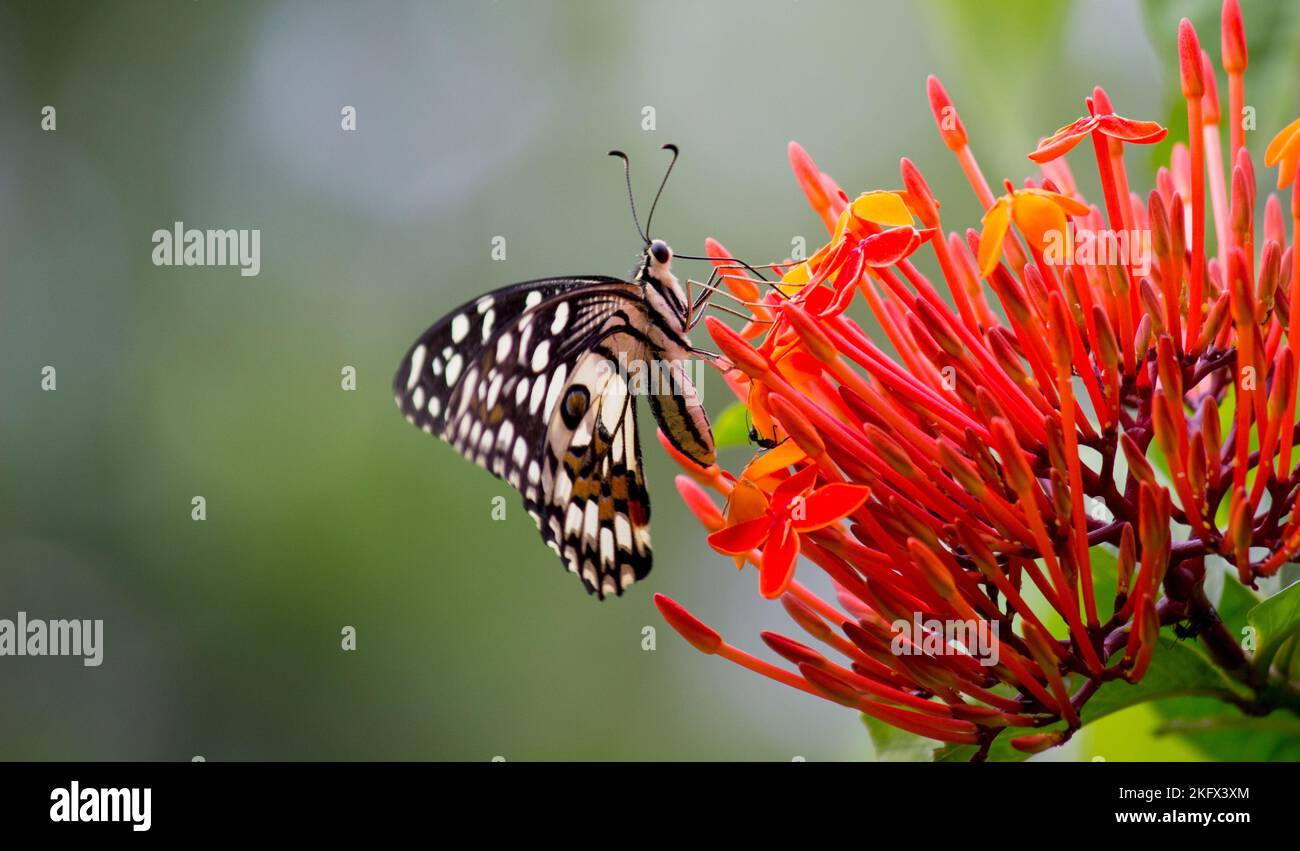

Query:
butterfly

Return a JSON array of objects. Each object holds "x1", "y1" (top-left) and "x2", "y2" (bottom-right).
[{"x1": 393, "y1": 145, "x2": 717, "y2": 599}]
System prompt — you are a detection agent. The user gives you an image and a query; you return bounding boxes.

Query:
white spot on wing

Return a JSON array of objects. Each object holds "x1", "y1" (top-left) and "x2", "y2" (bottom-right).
[
  {"x1": 550, "y1": 302, "x2": 570, "y2": 334},
  {"x1": 600, "y1": 378, "x2": 627, "y2": 432},
  {"x1": 531, "y1": 339, "x2": 551, "y2": 372},
  {"x1": 614, "y1": 514, "x2": 632, "y2": 550},
  {"x1": 525, "y1": 291, "x2": 543, "y2": 309},
  {"x1": 518, "y1": 324, "x2": 533, "y2": 364},
  {"x1": 530, "y1": 375, "x2": 547, "y2": 414},
  {"x1": 445, "y1": 354, "x2": 463, "y2": 386},
  {"x1": 599, "y1": 528, "x2": 615, "y2": 568},
  {"x1": 543, "y1": 364, "x2": 567, "y2": 423},
  {"x1": 406, "y1": 345, "x2": 426, "y2": 391},
  {"x1": 451, "y1": 314, "x2": 470, "y2": 343}
]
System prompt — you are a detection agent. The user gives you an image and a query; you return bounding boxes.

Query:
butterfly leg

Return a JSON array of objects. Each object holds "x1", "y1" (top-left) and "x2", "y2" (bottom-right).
[
  {"x1": 685, "y1": 266, "x2": 723, "y2": 329},
  {"x1": 688, "y1": 345, "x2": 732, "y2": 372},
  {"x1": 686, "y1": 272, "x2": 777, "y2": 330}
]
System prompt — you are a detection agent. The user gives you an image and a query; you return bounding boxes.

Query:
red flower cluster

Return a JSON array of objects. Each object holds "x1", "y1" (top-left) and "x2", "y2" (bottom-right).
[{"x1": 657, "y1": 0, "x2": 1300, "y2": 757}]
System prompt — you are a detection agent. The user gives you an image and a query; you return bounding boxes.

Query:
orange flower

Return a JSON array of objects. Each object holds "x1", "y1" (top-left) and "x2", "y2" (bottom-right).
[
  {"x1": 781, "y1": 189, "x2": 926, "y2": 315},
  {"x1": 1028, "y1": 113, "x2": 1167, "y2": 164},
  {"x1": 708, "y1": 466, "x2": 869, "y2": 598},
  {"x1": 976, "y1": 187, "x2": 1090, "y2": 277},
  {"x1": 660, "y1": 0, "x2": 1299, "y2": 760},
  {"x1": 1265, "y1": 117, "x2": 1300, "y2": 189}
]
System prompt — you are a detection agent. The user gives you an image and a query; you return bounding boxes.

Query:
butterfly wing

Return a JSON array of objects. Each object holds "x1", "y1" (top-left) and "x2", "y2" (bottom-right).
[
  {"x1": 538, "y1": 338, "x2": 653, "y2": 598},
  {"x1": 394, "y1": 276, "x2": 654, "y2": 598}
]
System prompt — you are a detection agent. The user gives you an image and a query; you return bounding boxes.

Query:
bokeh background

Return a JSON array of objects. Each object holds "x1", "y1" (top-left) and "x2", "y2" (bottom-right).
[{"x1": 1, "y1": 0, "x2": 1296, "y2": 760}]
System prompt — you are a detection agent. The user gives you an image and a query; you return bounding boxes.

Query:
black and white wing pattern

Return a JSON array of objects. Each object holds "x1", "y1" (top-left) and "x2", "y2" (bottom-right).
[
  {"x1": 538, "y1": 337, "x2": 653, "y2": 598},
  {"x1": 393, "y1": 276, "x2": 655, "y2": 599}
]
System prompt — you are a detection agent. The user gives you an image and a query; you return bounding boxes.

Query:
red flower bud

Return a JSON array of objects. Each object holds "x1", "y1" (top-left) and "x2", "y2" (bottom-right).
[
  {"x1": 926, "y1": 75, "x2": 968, "y2": 151},
  {"x1": 654, "y1": 594, "x2": 722, "y2": 655},
  {"x1": 900, "y1": 157, "x2": 941, "y2": 227},
  {"x1": 1221, "y1": 0, "x2": 1248, "y2": 73},
  {"x1": 767, "y1": 393, "x2": 827, "y2": 458},
  {"x1": 706, "y1": 316, "x2": 769, "y2": 379},
  {"x1": 1178, "y1": 19, "x2": 1205, "y2": 99}
]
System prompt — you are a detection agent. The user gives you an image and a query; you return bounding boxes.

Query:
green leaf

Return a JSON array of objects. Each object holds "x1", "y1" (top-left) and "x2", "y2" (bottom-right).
[
  {"x1": 900, "y1": 553, "x2": 1277, "y2": 761},
  {"x1": 936, "y1": 635, "x2": 1248, "y2": 761},
  {"x1": 1149, "y1": 695, "x2": 1300, "y2": 761},
  {"x1": 1084, "y1": 636, "x2": 1251, "y2": 719},
  {"x1": 861, "y1": 714, "x2": 937, "y2": 762},
  {"x1": 1214, "y1": 571, "x2": 1259, "y2": 638},
  {"x1": 1247, "y1": 579, "x2": 1300, "y2": 673},
  {"x1": 711, "y1": 400, "x2": 751, "y2": 451}
]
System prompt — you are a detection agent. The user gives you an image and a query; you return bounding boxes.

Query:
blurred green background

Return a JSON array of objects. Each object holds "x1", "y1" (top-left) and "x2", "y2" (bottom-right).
[{"x1": 0, "y1": 0, "x2": 1291, "y2": 760}]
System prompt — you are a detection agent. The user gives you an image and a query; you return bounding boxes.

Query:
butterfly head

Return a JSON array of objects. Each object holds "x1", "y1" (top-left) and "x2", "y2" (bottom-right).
[
  {"x1": 638, "y1": 238, "x2": 689, "y2": 328},
  {"x1": 645, "y1": 238, "x2": 673, "y2": 277}
]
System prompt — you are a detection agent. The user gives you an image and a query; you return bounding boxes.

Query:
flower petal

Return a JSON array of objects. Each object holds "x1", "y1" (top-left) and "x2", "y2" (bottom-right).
[
  {"x1": 759, "y1": 523, "x2": 801, "y2": 599},
  {"x1": 1277, "y1": 148, "x2": 1300, "y2": 191},
  {"x1": 1027, "y1": 117, "x2": 1096, "y2": 163},
  {"x1": 800, "y1": 282, "x2": 835, "y2": 315},
  {"x1": 792, "y1": 483, "x2": 872, "y2": 531},
  {"x1": 1264, "y1": 117, "x2": 1300, "y2": 168},
  {"x1": 977, "y1": 197, "x2": 1013, "y2": 277},
  {"x1": 1011, "y1": 191, "x2": 1069, "y2": 259},
  {"x1": 823, "y1": 249, "x2": 865, "y2": 316},
  {"x1": 742, "y1": 440, "x2": 807, "y2": 484},
  {"x1": 849, "y1": 190, "x2": 916, "y2": 227},
  {"x1": 707, "y1": 516, "x2": 772, "y2": 555},
  {"x1": 1095, "y1": 114, "x2": 1168, "y2": 145},
  {"x1": 1020, "y1": 187, "x2": 1091, "y2": 217},
  {"x1": 771, "y1": 464, "x2": 820, "y2": 510},
  {"x1": 725, "y1": 477, "x2": 770, "y2": 526},
  {"x1": 859, "y1": 227, "x2": 920, "y2": 267}
]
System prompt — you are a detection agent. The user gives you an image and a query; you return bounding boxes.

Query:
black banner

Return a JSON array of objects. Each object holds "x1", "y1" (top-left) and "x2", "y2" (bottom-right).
[{"x1": 0, "y1": 761, "x2": 1283, "y2": 837}]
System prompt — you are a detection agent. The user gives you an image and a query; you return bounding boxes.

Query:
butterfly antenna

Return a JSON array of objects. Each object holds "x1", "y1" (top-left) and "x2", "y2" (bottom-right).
[
  {"x1": 643, "y1": 143, "x2": 679, "y2": 239},
  {"x1": 608, "y1": 150, "x2": 648, "y2": 244},
  {"x1": 673, "y1": 253, "x2": 774, "y2": 282}
]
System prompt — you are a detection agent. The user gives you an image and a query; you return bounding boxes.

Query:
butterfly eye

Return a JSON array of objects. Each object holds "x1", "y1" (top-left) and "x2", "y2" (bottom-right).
[{"x1": 649, "y1": 240, "x2": 671, "y2": 265}]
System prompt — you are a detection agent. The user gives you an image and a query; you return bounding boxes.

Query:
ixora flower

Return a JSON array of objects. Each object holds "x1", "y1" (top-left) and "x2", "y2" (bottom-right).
[
  {"x1": 707, "y1": 465, "x2": 871, "y2": 599},
  {"x1": 657, "y1": 0, "x2": 1300, "y2": 760}
]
